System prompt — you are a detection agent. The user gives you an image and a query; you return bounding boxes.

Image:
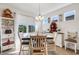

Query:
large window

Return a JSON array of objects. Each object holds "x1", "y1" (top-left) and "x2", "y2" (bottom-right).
[
  {"x1": 64, "y1": 10, "x2": 75, "y2": 21},
  {"x1": 51, "y1": 15, "x2": 59, "y2": 22}
]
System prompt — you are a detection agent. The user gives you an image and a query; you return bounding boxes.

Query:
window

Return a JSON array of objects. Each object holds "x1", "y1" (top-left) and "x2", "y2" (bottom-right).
[
  {"x1": 64, "y1": 10, "x2": 75, "y2": 21},
  {"x1": 51, "y1": 15, "x2": 59, "y2": 22},
  {"x1": 43, "y1": 17, "x2": 48, "y2": 24}
]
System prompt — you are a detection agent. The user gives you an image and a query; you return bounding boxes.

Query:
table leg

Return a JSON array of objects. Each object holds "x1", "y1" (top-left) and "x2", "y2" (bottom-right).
[
  {"x1": 75, "y1": 43, "x2": 77, "y2": 54},
  {"x1": 65, "y1": 42, "x2": 66, "y2": 50}
]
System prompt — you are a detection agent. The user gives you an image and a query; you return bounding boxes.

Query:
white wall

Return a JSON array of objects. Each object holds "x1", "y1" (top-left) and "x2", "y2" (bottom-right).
[
  {"x1": 15, "y1": 14, "x2": 35, "y2": 51},
  {"x1": 45, "y1": 3, "x2": 79, "y2": 50}
]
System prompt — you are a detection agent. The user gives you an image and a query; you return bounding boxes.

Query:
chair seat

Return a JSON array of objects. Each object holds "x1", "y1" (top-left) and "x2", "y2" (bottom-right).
[
  {"x1": 32, "y1": 49, "x2": 45, "y2": 55},
  {"x1": 22, "y1": 38, "x2": 30, "y2": 45},
  {"x1": 33, "y1": 49, "x2": 44, "y2": 52},
  {"x1": 65, "y1": 39, "x2": 77, "y2": 43},
  {"x1": 22, "y1": 38, "x2": 30, "y2": 40}
]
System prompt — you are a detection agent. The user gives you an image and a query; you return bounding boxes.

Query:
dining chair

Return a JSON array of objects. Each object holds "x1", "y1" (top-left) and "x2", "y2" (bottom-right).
[
  {"x1": 51, "y1": 32, "x2": 57, "y2": 52},
  {"x1": 18, "y1": 32, "x2": 30, "y2": 55},
  {"x1": 30, "y1": 35, "x2": 48, "y2": 55}
]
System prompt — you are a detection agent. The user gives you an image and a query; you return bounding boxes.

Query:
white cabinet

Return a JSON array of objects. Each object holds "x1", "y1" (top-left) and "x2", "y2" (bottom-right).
[{"x1": 56, "y1": 33, "x2": 64, "y2": 47}]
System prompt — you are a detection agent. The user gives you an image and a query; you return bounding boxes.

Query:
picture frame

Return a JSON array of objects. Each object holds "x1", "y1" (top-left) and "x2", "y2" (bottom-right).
[
  {"x1": 28, "y1": 25, "x2": 35, "y2": 32},
  {"x1": 18, "y1": 25, "x2": 27, "y2": 33}
]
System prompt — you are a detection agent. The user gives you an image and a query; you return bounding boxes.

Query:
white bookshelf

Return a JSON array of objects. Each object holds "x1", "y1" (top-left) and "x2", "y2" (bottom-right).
[{"x1": 0, "y1": 17, "x2": 15, "y2": 53}]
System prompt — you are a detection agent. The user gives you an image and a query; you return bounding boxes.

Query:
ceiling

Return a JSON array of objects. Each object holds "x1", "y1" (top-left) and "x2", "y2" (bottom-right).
[{"x1": 0, "y1": 3, "x2": 71, "y2": 17}]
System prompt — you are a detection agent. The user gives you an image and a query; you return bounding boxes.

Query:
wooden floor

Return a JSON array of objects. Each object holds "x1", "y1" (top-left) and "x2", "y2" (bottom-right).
[
  {"x1": 1, "y1": 43, "x2": 79, "y2": 55},
  {"x1": 48, "y1": 44, "x2": 79, "y2": 55}
]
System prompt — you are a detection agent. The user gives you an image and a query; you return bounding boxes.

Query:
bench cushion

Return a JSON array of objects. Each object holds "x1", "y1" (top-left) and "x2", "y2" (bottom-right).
[{"x1": 65, "y1": 39, "x2": 77, "y2": 43}]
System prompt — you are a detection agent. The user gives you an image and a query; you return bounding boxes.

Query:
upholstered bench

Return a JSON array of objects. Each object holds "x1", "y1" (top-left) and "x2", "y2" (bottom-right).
[
  {"x1": 64, "y1": 32, "x2": 78, "y2": 54},
  {"x1": 64, "y1": 40, "x2": 77, "y2": 54},
  {"x1": 65, "y1": 39, "x2": 77, "y2": 43}
]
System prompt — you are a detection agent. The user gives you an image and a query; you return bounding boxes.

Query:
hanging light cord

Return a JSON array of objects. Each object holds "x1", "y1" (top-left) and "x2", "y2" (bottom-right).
[{"x1": 39, "y1": 3, "x2": 40, "y2": 16}]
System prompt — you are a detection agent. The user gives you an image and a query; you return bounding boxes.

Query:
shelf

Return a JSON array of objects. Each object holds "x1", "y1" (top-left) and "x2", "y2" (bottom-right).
[
  {"x1": 2, "y1": 20, "x2": 14, "y2": 26},
  {"x1": 2, "y1": 41, "x2": 14, "y2": 46},
  {"x1": 0, "y1": 9, "x2": 15, "y2": 52},
  {"x1": 1, "y1": 17, "x2": 14, "y2": 20},
  {"x1": 2, "y1": 37, "x2": 14, "y2": 40},
  {"x1": 2, "y1": 44, "x2": 15, "y2": 51},
  {"x1": 2, "y1": 25, "x2": 14, "y2": 28},
  {"x1": 1, "y1": 33, "x2": 14, "y2": 37}
]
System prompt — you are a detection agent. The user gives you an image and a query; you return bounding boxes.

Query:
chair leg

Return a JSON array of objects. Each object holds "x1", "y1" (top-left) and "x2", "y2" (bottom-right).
[
  {"x1": 19, "y1": 44, "x2": 22, "y2": 55},
  {"x1": 64, "y1": 41, "x2": 66, "y2": 50},
  {"x1": 23, "y1": 46, "x2": 25, "y2": 55},
  {"x1": 45, "y1": 48, "x2": 48, "y2": 55},
  {"x1": 75, "y1": 43, "x2": 77, "y2": 54}
]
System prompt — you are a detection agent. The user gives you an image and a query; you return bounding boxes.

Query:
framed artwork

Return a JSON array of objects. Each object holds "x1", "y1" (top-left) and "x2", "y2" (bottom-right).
[
  {"x1": 28, "y1": 25, "x2": 35, "y2": 32},
  {"x1": 18, "y1": 25, "x2": 27, "y2": 33}
]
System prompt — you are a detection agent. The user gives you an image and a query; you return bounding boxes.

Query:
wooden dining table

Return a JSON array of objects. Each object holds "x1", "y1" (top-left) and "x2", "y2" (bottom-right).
[{"x1": 22, "y1": 37, "x2": 54, "y2": 45}]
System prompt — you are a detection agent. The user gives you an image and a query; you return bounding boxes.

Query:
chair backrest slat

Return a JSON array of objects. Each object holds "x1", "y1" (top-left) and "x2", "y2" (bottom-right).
[
  {"x1": 30, "y1": 36, "x2": 46, "y2": 49},
  {"x1": 30, "y1": 35, "x2": 48, "y2": 55}
]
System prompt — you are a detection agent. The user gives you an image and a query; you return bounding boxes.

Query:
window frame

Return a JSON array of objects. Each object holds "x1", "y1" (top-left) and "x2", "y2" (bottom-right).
[{"x1": 64, "y1": 10, "x2": 76, "y2": 21}]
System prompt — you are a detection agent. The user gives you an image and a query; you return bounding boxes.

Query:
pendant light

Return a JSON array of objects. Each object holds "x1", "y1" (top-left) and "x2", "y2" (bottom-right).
[{"x1": 35, "y1": 3, "x2": 44, "y2": 21}]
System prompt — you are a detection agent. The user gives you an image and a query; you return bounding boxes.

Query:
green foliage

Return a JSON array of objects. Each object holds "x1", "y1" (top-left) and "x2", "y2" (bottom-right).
[{"x1": 18, "y1": 25, "x2": 26, "y2": 33}]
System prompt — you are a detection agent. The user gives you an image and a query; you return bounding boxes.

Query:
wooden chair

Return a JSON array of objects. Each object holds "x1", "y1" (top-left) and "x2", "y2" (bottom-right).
[
  {"x1": 18, "y1": 32, "x2": 30, "y2": 55},
  {"x1": 30, "y1": 36, "x2": 48, "y2": 55}
]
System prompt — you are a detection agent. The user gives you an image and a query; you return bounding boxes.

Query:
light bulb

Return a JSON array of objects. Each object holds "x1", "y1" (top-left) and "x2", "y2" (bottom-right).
[{"x1": 35, "y1": 16, "x2": 44, "y2": 21}]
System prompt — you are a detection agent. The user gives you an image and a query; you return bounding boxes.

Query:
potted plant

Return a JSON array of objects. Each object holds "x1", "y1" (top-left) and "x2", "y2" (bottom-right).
[{"x1": 57, "y1": 29, "x2": 61, "y2": 33}]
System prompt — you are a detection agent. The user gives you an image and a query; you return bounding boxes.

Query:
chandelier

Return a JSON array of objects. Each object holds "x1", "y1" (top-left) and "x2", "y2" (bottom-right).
[{"x1": 35, "y1": 4, "x2": 44, "y2": 21}]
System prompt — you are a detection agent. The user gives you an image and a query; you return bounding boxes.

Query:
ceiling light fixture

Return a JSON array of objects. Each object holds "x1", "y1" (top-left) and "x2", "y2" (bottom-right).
[{"x1": 35, "y1": 3, "x2": 44, "y2": 21}]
